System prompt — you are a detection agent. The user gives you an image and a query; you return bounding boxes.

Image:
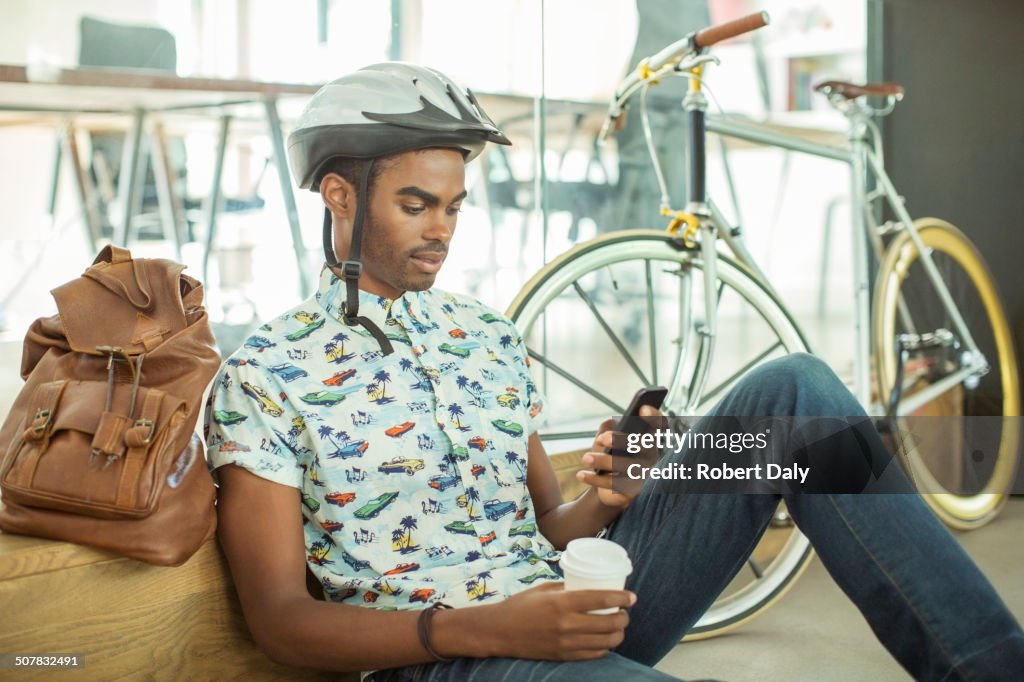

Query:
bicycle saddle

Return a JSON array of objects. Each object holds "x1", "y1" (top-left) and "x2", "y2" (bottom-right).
[{"x1": 814, "y1": 80, "x2": 905, "y2": 100}]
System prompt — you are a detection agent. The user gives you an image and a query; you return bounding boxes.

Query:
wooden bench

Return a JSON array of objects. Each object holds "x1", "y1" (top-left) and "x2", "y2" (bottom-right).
[{"x1": 0, "y1": 450, "x2": 589, "y2": 679}]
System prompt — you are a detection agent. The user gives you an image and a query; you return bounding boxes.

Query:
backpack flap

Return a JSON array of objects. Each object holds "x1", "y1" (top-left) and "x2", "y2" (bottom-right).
[
  {"x1": 1, "y1": 377, "x2": 188, "y2": 520},
  {"x1": 52, "y1": 251, "x2": 188, "y2": 355}
]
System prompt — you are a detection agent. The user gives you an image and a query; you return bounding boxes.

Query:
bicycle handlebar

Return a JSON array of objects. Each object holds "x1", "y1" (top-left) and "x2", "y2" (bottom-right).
[
  {"x1": 599, "y1": 11, "x2": 771, "y2": 141},
  {"x1": 694, "y1": 11, "x2": 770, "y2": 48}
]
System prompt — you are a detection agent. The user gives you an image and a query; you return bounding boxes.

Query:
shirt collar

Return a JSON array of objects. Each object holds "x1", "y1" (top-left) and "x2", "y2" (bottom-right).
[{"x1": 313, "y1": 265, "x2": 428, "y2": 332}]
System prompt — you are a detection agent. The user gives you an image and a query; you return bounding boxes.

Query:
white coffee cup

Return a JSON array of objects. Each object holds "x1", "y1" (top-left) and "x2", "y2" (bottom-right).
[{"x1": 559, "y1": 537, "x2": 633, "y2": 614}]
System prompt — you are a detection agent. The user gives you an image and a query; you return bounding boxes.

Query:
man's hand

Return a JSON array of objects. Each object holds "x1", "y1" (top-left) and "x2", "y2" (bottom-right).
[
  {"x1": 484, "y1": 581, "x2": 634, "y2": 660},
  {"x1": 576, "y1": 406, "x2": 664, "y2": 509}
]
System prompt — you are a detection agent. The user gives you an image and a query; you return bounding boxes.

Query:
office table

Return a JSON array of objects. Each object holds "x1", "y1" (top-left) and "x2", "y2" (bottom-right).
[{"x1": 0, "y1": 64, "x2": 320, "y2": 294}]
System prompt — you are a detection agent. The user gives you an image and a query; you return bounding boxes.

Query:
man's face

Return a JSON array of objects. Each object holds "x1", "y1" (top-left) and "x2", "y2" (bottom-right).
[{"x1": 347, "y1": 148, "x2": 467, "y2": 300}]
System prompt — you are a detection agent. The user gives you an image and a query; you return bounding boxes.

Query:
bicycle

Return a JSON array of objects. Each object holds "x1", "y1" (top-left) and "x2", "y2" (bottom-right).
[{"x1": 504, "y1": 11, "x2": 1019, "y2": 639}]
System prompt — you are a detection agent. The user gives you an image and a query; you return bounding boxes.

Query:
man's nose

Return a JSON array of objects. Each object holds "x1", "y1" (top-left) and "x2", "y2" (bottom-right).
[{"x1": 423, "y1": 210, "x2": 455, "y2": 243}]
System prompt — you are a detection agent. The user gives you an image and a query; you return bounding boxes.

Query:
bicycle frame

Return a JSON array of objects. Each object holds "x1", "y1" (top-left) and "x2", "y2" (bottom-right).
[{"x1": 703, "y1": 107, "x2": 987, "y2": 416}]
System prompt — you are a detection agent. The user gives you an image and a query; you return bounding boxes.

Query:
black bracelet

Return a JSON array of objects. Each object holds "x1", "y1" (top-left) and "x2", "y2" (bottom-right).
[{"x1": 417, "y1": 602, "x2": 455, "y2": 663}]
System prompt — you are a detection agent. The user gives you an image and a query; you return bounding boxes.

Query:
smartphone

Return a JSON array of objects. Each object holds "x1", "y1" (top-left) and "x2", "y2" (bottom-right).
[{"x1": 595, "y1": 386, "x2": 668, "y2": 475}]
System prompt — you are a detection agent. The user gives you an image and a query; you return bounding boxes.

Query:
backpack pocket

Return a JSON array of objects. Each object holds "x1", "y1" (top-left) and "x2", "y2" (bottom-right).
[{"x1": 1, "y1": 378, "x2": 188, "y2": 519}]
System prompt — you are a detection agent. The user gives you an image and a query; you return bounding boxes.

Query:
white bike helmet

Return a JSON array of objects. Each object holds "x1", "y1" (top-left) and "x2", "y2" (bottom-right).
[
  {"x1": 286, "y1": 63, "x2": 510, "y2": 355},
  {"x1": 288, "y1": 62, "x2": 510, "y2": 189}
]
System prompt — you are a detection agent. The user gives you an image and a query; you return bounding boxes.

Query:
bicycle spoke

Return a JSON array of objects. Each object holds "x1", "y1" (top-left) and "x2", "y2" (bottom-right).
[
  {"x1": 747, "y1": 557, "x2": 765, "y2": 580},
  {"x1": 571, "y1": 281, "x2": 651, "y2": 387},
  {"x1": 527, "y1": 347, "x2": 623, "y2": 413},
  {"x1": 699, "y1": 341, "x2": 784, "y2": 409}
]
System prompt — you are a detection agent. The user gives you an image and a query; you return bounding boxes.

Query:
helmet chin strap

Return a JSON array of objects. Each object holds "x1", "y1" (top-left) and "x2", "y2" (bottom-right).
[{"x1": 323, "y1": 159, "x2": 395, "y2": 356}]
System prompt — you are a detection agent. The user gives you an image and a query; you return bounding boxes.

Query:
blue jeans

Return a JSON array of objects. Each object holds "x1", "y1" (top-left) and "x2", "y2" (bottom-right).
[{"x1": 372, "y1": 354, "x2": 1024, "y2": 681}]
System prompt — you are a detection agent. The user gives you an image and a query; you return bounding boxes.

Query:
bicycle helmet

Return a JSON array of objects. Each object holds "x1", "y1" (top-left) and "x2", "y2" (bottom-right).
[{"x1": 286, "y1": 62, "x2": 510, "y2": 355}]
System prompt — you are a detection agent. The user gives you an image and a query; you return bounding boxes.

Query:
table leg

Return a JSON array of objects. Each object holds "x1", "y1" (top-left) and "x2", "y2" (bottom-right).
[
  {"x1": 47, "y1": 134, "x2": 62, "y2": 220},
  {"x1": 263, "y1": 95, "x2": 311, "y2": 295},
  {"x1": 203, "y1": 114, "x2": 232, "y2": 287},
  {"x1": 150, "y1": 120, "x2": 187, "y2": 261},
  {"x1": 115, "y1": 107, "x2": 146, "y2": 247},
  {"x1": 61, "y1": 121, "x2": 103, "y2": 254}
]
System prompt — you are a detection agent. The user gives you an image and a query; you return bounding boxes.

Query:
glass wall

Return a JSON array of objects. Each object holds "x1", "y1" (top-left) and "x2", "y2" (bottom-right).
[{"x1": 0, "y1": 0, "x2": 867, "y2": 369}]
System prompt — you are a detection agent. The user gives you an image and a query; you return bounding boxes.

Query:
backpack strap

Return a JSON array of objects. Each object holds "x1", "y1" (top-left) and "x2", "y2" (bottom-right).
[
  {"x1": 119, "y1": 388, "x2": 165, "y2": 508},
  {"x1": 12, "y1": 380, "x2": 69, "y2": 486}
]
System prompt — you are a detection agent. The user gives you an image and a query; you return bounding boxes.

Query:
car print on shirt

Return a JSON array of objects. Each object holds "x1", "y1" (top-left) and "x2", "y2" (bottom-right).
[
  {"x1": 244, "y1": 335, "x2": 276, "y2": 352},
  {"x1": 218, "y1": 440, "x2": 251, "y2": 453},
  {"x1": 470, "y1": 464, "x2": 486, "y2": 479},
  {"x1": 478, "y1": 313, "x2": 503, "y2": 324},
  {"x1": 325, "y1": 492, "x2": 356, "y2": 507},
  {"x1": 377, "y1": 457, "x2": 425, "y2": 475},
  {"x1": 496, "y1": 393, "x2": 520, "y2": 409},
  {"x1": 328, "y1": 439, "x2": 368, "y2": 459},
  {"x1": 492, "y1": 420, "x2": 524, "y2": 438},
  {"x1": 302, "y1": 494, "x2": 321, "y2": 513},
  {"x1": 429, "y1": 474, "x2": 461, "y2": 491},
  {"x1": 353, "y1": 492, "x2": 399, "y2": 520},
  {"x1": 478, "y1": 531, "x2": 497, "y2": 546},
  {"x1": 448, "y1": 329, "x2": 467, "y2": 339},
  {"x1": 213, "y1": 410, "x2": 248, "y2": 425},
  {"x1": 383, "y1": 562, "x2": 420, "y2": 576},
  {"x1": 323, "y1": 369, "x2": 356, "y2": 386},
  {"x1": 509, "y1": 522, "x2": 537, "y2": 537},
  {"x1": 269, "y1": 363, "x2": 309, "y2": 383},
  {"x1": 342, "y1": 552, "x2": 371, "y2": 571},
  {"x1": 385, "y1": 421, "x2": 415, "y2": 437},
  {"x1": 444, "y1": 521, "x2": 476, "y2": 536},
  {"x1": 518, "y1": 569, "x2": 556, "y2": 584},
  {"x1": 409, "y1": 588, "x2": 436, "y2": 603},
  {"x1": 438, "y1": 343, "x2": 470, "y2": 358},
  {"x1": 484, "y1": 499, "x2": 517, "y2": 521},
  {"x1": 286, "y1": 316, "x2": 325, "y2": 341},
  {"x1": 468, "y1": 436, "x2": 491, "y2": 451},
  {"x1": 240, "y1": 381, "x2": 284, "y2": 417},
  {"x1": 300, "y1": 384, "x2": 363, "y2": 406},
  {"x1": 321, "y1": 520, "x2": 345, "y2": 534}
]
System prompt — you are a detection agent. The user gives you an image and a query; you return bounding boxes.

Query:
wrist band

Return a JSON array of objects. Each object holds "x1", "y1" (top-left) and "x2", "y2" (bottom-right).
[{"x1": 417, "y1": 602, "x2": 454, "y2": 663}]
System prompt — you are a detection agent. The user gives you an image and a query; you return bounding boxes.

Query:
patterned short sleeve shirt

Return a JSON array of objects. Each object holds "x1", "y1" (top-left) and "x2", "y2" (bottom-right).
[{"x1": 206, "y1": 267, "x2": 563, "y2": 610}]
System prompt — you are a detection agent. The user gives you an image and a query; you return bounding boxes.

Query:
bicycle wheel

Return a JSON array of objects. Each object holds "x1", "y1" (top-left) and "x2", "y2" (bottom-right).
[
  {"x1": 506, "y1": 229, "x2": 814, "y2": 639},
  {"x1": 874, "y1": 218, "x2": 1020, "y2": 529}
]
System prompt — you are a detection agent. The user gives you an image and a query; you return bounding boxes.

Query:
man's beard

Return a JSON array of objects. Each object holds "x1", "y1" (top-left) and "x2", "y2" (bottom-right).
[{"x1": 360, "y1": 213, "x2": 447, "y2": 294}]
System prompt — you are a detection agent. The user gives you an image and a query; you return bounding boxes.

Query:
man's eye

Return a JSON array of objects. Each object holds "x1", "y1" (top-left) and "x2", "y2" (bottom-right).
[
  {"x1": 447, "y1": 205, "x2": 463, "y2": 216},
  {"x1": 403, "y1": 205, "x2": 426, "y2": 215}
]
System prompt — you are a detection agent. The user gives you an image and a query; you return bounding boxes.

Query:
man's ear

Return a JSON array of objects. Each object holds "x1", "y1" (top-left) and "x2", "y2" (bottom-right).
[{"x1": 320, "y1": 172, "x2": 356, "y2": 223}]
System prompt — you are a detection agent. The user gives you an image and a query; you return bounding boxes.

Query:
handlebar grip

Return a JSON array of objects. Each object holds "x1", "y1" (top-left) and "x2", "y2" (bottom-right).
[{"x1": 693, "y1": 11, "x2": 770, "y2": 48}]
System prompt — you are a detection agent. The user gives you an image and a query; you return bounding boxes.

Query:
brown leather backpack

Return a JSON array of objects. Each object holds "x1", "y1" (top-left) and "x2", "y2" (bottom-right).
[{"x1": 0, "y1": 245, "x2": 221, "y2": 565}]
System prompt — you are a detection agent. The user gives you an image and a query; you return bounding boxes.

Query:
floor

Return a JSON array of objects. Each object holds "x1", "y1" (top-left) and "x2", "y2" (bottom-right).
[{"x1": 654, "y1": 497, "x2": 1024, "y2": 681}]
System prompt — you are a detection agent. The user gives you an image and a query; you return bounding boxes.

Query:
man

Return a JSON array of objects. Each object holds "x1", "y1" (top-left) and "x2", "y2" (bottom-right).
[{"x1": 206, "y1": 63, "x2": 1023, "y2": 680}]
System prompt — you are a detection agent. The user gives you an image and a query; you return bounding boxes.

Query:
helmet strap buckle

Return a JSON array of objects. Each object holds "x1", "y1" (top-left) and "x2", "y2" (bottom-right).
[{"x1": 339, "y1": 260, "x2": 362, "y2": 279}]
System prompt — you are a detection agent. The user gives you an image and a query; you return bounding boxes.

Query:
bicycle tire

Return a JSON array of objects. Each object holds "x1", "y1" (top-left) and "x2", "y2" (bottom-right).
[
  {"x1": 874, "y1": 218, "x2": 1020, "y2": 529},
  {"x1": 505, "y1": 229, "x2": 814, "y2": 639}
]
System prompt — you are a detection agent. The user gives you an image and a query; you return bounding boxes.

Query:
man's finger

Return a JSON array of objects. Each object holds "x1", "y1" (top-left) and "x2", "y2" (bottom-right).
[
  {"x1": 560, "y1": 589, "x2": 636, "y2": 615},
  {"x1": 576, "y1": 469, "x2": 614, "y2": 489}
]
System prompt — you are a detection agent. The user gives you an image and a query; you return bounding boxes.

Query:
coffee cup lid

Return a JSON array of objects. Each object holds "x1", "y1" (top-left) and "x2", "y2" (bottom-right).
[{"x1": 559, "y1": 538, "x2": 633, "y2": 580}]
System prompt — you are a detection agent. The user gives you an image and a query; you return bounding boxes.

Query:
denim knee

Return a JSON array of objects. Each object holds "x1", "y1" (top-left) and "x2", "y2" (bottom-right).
[{"x1": 729, "y1": 353, "x2": 862, "y2": 417}]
